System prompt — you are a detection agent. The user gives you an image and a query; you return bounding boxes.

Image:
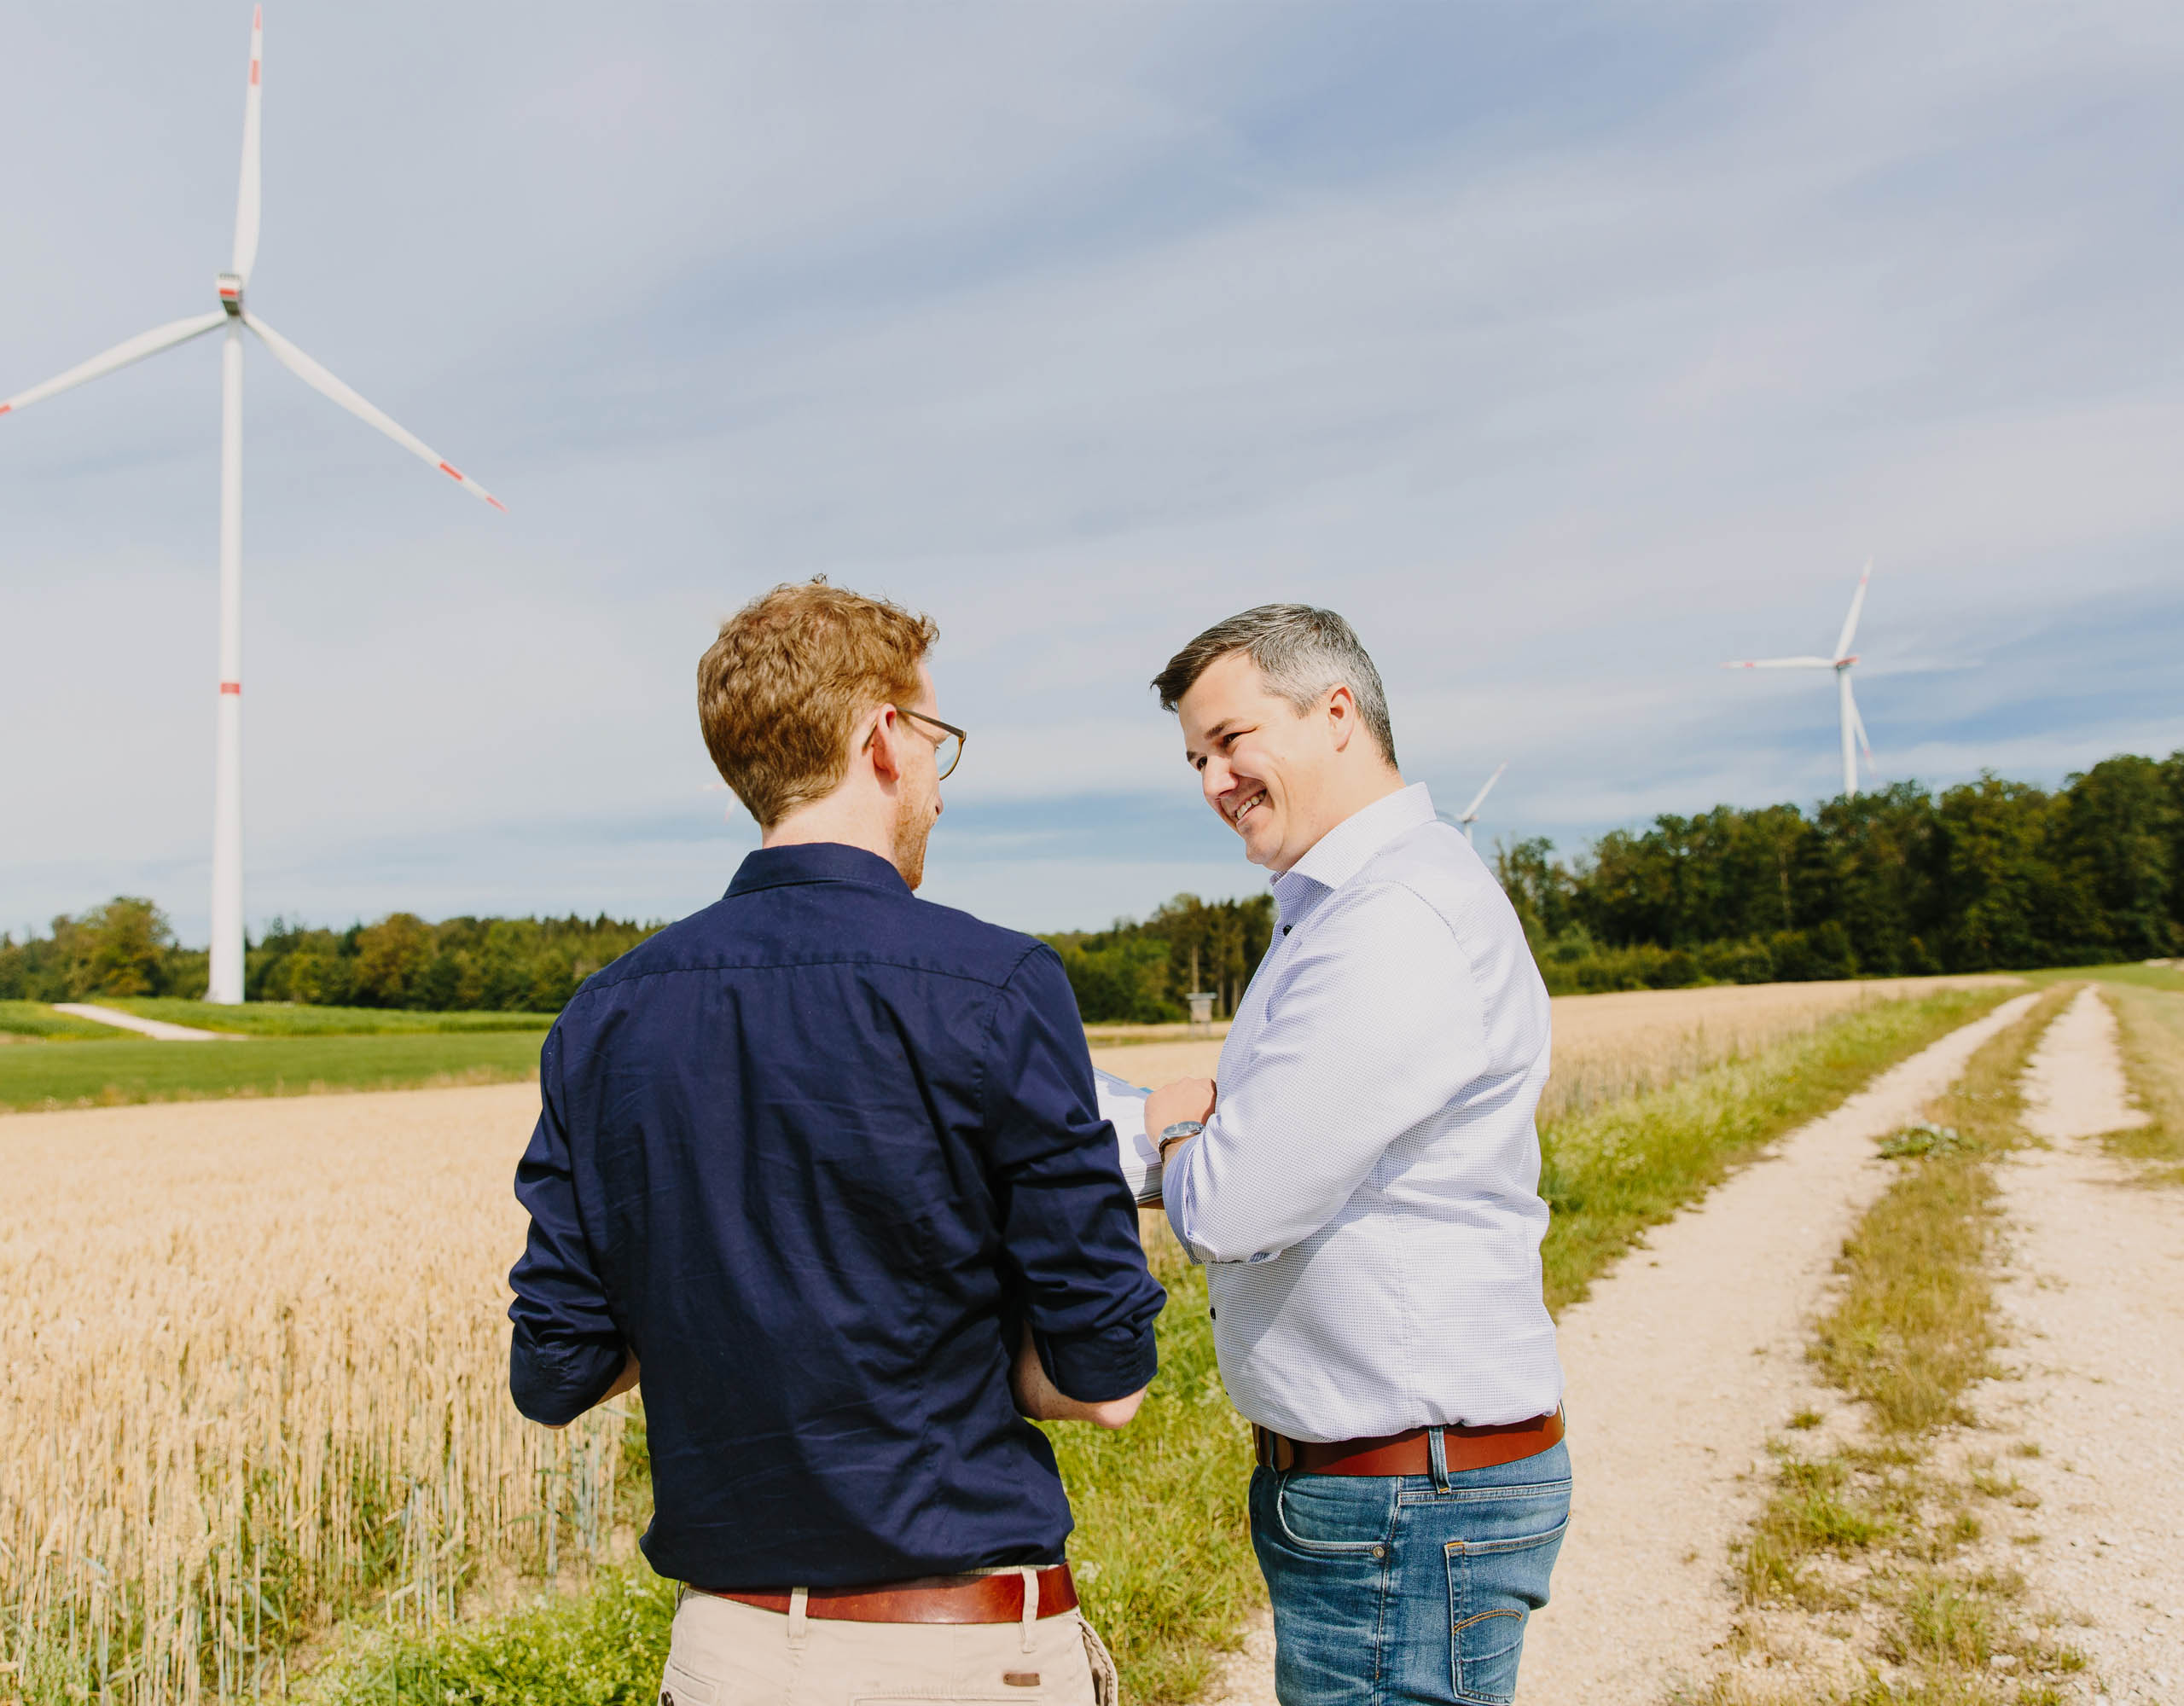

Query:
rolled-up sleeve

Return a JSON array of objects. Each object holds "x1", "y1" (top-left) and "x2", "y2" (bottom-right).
[
  {"x1": 1166, "y1": 882, "x2": 1489, "y2": 1265},
  {"x1": 983, "y1": 947, "x2": 1166, "y2": 1401},
  {"x1": 508, "y1": 1026, "x2": 629, "y2": 1425}
]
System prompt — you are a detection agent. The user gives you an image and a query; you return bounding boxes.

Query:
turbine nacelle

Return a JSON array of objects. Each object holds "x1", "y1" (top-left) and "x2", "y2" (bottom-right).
[
  {"x1": 217, "y1": 274, "x2": 246, "y2": 315},
  {"x1": 1722, "y1": 561, "x2": 1876, "y2": 799}
]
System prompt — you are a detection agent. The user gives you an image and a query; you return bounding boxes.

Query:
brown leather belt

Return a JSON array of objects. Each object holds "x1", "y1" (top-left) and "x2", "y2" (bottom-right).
[
  {"x1": 1254, "y1": 1410, "x2": 1565, "y2": 1477},
  {"x1": 700, "y1": 1564, "x2": 1078, "y2": 1625}
]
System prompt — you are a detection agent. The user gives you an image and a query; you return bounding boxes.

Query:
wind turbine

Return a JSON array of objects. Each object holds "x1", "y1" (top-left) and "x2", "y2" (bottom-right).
[
  {"x1": 2, "y1": 9, "x2": 504, "y2": 1003},
  {"x1": 1450, "y1": 763, "x2": 1507, "y2": 845},
  {"x1": 1723, "y1": 561, "x2": 1876, "y2": 798}
]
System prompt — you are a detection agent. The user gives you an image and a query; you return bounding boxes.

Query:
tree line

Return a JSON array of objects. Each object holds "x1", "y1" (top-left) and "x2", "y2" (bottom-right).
[
  {"x1": 1500, "y1": 751, "x2": 2184, "y2": 992},
  {"x1": 9, "y1": 751, "x2": 2176, "y2": 1016},
  {"x1": 1037, "y1": 893, "x2": 1279, "y2": 1024},
  {"x1": 1, "y1": 901, "x2": 661, "y2": 1013}
]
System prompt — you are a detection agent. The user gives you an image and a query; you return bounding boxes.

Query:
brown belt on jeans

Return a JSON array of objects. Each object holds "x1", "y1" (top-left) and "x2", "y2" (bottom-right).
[
  {"x1": 700, "y1": 1564, "x2": 1078, "y2": 1625},
  {"x1": 1254, "y1": 1409, "x2": 1565, "y2": 1477}
]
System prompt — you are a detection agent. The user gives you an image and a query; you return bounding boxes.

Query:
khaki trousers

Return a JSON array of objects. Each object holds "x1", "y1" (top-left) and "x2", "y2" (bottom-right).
[{"x1": 661, "y1": 1575, "x2": 1118, "y2": 1706}]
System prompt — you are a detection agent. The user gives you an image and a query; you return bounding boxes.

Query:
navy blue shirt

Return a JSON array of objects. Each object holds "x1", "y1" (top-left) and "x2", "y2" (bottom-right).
[{"x1": 508, "y1": 842, "x2": 1165, "y2": 1588}]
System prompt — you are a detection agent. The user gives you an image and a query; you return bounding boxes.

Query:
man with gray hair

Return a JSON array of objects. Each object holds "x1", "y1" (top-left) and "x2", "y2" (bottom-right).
[{"x1": 1141, "y1": 604, "x2": 1567, "y2": 1706}]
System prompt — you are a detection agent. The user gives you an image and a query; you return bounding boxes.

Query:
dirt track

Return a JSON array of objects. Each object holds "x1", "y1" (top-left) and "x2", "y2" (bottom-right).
[{"x1": 1981, "y1": 988, "x2": 2184, "y2": 1703}]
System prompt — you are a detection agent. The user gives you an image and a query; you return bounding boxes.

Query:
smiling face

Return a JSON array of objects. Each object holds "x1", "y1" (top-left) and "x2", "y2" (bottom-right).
[{"x1": 1176, "y1": 652, "x2": 1360, "y2": 873}]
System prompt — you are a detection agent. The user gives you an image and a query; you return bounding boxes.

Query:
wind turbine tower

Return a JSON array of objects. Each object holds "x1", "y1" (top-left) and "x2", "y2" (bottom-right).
[
  {"x1": 1724, "y1": 563, "x2": 1875, "y2": 799},
  {"x1": 2, "y1": 9, "x2": 505, "y2": 1002}
]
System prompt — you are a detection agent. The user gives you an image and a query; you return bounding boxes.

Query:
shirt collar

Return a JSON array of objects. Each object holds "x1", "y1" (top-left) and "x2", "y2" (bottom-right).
[
  {"x1": 1269, "y1": 783, "x2": 1438, "y2": 925},
  {"x1": 726, "y1": 842, "x2": 913, "y2": 900}
]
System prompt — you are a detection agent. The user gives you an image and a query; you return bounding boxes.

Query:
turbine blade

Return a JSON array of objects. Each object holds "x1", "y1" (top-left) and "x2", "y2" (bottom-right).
[
  {"x1": 0, "y1": 312, "x2": 227, "y2": 415},
  {"x1": 232, "y1": 5, "x2": 264, "y2": 280},
  {"x1": 1833, "y1": 559, "x2": 1872, "y2": 661},
  {"x1": 243, "y1": 312, "x2": 507, "y2": 510},
  {"x1": 1722, "y1": 657, "x2": 1835, "y2": 670},
  {"x1": 1461, "y1": 762, "x2": 1507, "y2": 821}
]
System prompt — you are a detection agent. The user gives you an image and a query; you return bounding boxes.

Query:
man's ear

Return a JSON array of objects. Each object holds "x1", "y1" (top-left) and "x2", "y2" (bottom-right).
[
  {"x1": 866, "y1": 704, "x2": 906, "y2": 783},
  {"x1": 1325, "y1": 685, "x2": 1358, "y2": 752}
]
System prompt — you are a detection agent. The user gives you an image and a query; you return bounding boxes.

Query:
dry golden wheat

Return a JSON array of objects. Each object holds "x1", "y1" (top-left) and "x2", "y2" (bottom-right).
[
  {"x1": 3, "y1": 976, "x2": 2013, "y2": 1701},
  {"x1": 1092, "y1": 976, "x2": 2014, "y2": 1125},
  {"x1": 0, "y1": 1084, "x2": 624, "y2": 1704}
]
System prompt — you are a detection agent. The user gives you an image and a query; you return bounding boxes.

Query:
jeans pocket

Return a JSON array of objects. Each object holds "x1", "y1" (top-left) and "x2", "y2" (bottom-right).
[
  {"x1": 1274, "y1": 1471, "x2": 1397, "y2": 1555},
  {"x1": 1444, "y1": 1508, "x2": 1569, "y2": 1705}
]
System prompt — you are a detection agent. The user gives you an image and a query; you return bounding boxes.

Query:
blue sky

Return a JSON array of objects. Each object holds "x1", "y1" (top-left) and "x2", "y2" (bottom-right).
[{"x1": 3, "y1": 1, "x2": 2180, "y2": 943}]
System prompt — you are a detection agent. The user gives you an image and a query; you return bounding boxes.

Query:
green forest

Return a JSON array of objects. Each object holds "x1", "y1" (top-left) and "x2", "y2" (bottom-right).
[
  {"x1": 1502, "y1": 751, "x2": 2184, "y2": 993},
  {"x1": 7, "y1": 751, "x2": 2179, "y2": 1019},
  {"x1": 0, "y1": 902, "x2": 660, "y2": 1013}
]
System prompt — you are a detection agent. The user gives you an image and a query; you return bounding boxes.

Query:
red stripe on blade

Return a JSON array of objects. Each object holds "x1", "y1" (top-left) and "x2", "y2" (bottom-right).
[
  {"x1": 251, "y1": 61, "x2": 260, "y2": 84},
  {"x1": 219, "y1": 682, "x2": 241, "y2": 695},
  {"x1": 438, "y1": 461, "x2": 462, "y2": 481},
  {"x1": 0, "y1": 403, "x2": 12, "y2": 415}
]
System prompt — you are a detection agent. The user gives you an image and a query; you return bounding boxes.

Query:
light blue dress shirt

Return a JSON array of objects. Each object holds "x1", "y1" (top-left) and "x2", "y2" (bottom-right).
[{"x1": 1165, "y1": 783, "x2": 1564, "y2": 1442}]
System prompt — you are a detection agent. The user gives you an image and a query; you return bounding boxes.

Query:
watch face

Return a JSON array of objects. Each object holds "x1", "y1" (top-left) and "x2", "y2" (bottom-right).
[{"x1": 1161, "y1": 1121, "x2": 1205, "y2": 1141}]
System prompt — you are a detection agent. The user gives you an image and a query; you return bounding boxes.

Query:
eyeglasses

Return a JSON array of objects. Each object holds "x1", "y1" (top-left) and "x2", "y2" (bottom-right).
[{"x1": 893, "y1": 705, "x2": 966, "y2": 781}]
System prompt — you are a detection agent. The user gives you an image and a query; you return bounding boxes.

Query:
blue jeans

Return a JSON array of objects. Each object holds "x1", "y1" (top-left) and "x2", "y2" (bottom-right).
[{"x1": 1249, "y1": 1439, "x2": 1571, "y2": 1706}]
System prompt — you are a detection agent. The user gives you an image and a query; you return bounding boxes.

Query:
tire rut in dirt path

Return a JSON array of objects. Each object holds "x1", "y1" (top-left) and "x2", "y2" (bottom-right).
[
  {"x1": 1513, "y1": 992, "x2": 2039, "y2": 1703},
  {"x1": 1980, "y1": 986, "x2": 2184, "y2": 1703}
]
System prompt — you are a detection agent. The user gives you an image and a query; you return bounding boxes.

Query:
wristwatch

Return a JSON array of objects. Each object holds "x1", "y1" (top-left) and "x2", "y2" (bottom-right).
[{"x1": 1158, "y1": 1120, "x2": 1206, "y2": 1162}]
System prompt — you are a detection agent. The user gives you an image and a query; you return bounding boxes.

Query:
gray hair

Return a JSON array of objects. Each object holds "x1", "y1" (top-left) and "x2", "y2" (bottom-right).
[{"x1": 1152, "y1": 604, "x2": 1397, "y2": 767}]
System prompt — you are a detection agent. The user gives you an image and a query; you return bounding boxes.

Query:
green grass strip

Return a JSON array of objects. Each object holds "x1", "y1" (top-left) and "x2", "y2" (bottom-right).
[
  {"x1": 0, "y1": 1030, "x2": 545, "y2": 1114},
  {"x1": 2101, "y1": 983, "x2": 2184, "y2": 1176},
  {"x1": 1043, "y1": 1250, "x2": 1255, "y2": 1703},
  {"x1": 105, "y1": 997, "x2": 558, "y2": 1036},
  {"x1": 1812, "y1": 987, "x2": 2065, "y2": 1433},
  {"x1": 0, "y1": 1001, "x2": 125, "y2": 1041},
  {"x1": 1540, "y1": 986, "x2": 2013, "y2": 1314}
]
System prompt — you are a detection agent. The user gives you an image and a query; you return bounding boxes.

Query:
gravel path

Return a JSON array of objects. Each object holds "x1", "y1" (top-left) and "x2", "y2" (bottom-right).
[
  {"x1": 1199, "y1": 995, "x2": 2037, "y2": 1706},
  {"x1": 1518, "y1": 992, "x2": 2037, "y2": 1702},
  {"x1": 2020, "y1": 983, "x2": 2152, "y2": 1141},
  {"x1": 1980, "y1": 987, "x2": 2184, "y2": 1703}
]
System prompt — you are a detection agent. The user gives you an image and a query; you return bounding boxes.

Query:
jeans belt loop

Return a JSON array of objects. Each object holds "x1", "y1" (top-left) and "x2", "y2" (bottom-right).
[
  {"x1": 787, "y1": 1585, "x2": 810, "y2": 1650},
  {"x1": 1426, "y1": 1424, "x2": 1453, "y2": 1493},
  {"x1": 1019, "y1": 1565, "x2": 1040, "y2": 1652}
]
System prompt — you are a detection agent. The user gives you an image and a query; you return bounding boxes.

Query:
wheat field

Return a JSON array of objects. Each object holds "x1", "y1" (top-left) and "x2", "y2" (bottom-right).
[
  {"x1": 1092, "y1": 975, "x2": 2016, "y2": 1124},
  {"x1": 0, "y1": 976, "x2": 2012, "y2": 1702}
]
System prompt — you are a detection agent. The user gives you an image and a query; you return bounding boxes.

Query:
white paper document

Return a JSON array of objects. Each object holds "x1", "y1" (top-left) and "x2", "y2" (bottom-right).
[{"x1": 1094, "y1": 1067, "x2": 1165, "y2": 1204}]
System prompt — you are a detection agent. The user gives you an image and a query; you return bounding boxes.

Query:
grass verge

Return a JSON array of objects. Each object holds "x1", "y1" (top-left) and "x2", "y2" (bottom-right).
[
  {"x1": 0, "y1": 1030, "x2": 545, "y2": 1113},
  {"x1": 0, "y1": 1001, "x2": 125, "y2": 1041},
  {"x1": 1540, "y1": 986, "x2": 2013, "y2": 1312},
  {"x1": 2100, "y1": 983, "x2": 2184, "y2": 1179},
  {"x1": 1708, "y1": 986, "x2": 2085, "y2": 1704},
  {"x1": 290, "y1": 989, "x2": 2018, "y2": 1706},
  {"x1": 103, "y1": 997, "x2": 558, "y2": 1036}
]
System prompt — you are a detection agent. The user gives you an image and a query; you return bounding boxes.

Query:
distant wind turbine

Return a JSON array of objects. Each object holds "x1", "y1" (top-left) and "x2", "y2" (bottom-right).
[
  {"x1": 1450, "y1": 763, "x2": 1507, "y2": 845},
  {"x1": 2, "y1": 9, "x2": 505, "y2": 1004},
  {"x1": 1723, "y1": 562, "x2": 1876, "y2": 799}
]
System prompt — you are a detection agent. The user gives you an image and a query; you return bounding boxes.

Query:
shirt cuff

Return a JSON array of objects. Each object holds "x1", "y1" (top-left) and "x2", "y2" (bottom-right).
[
  {"x1": 1039, "y1": 1322, "x2": 1159, "y2": 1403},
  {"x1": 508, "y1": 1324, "x2": 628, "y2": 1426}
]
